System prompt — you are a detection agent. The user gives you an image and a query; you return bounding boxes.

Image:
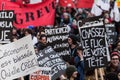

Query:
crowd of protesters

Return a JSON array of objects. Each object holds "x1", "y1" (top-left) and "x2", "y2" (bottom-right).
[{"x1": 6, "y1": 0, "x2": 120, "y2": 80}]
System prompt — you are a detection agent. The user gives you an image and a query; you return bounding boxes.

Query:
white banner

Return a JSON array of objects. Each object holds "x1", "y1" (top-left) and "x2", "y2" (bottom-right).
[{"x1": 0, "y1": 35, "x2": 39, "y2": 80}]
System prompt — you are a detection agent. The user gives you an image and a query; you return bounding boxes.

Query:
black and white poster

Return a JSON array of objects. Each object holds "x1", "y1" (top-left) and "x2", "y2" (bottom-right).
[
  {"x1": 37, "y1": 46, "x2": 67, "y2": 80},
  {"x1": 78, "y1": 16, "x2": 110, "y2": 69},
  {"x1": 0, "y1": 10, "x2": 14, "y2": 44},
  {"x1": 105, "y1": 24, "x2": 117, "y2": 45},
  {"x1": 45, "y1": 26, "x2": 70, "y2": 56}
]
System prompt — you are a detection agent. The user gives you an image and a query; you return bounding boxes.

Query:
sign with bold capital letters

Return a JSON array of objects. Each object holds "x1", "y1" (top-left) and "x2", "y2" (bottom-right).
[{"x1": 0, "y1": 0, "x2": 56, "y2": 29}]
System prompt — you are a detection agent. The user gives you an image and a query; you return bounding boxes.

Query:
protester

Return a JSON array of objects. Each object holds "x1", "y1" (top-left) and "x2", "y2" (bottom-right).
[
  {"x1": 74, "y1": 46, "x2": 84, "y2": 80},
  {"x1": 35, "y1": 34, "x2": 47, "y2": 51},
  {"x1": 24, "y1": 28, "x2": 38, "y2": 45},
  {"x1": 65, "y1": 65, "x2": 78, "y2": 80},
  {"x1": 105, "y1": 51, "x2": 120, "y2": 79},
  {"x1": 118, "y1": 70, "x2": 120, "y2": 80},
  {"x1": 68, "y1": 34, "x2": 79, "y2": 65},
  {"x1": 114, "y1": 40, "x2": 120, "y2": 54}
]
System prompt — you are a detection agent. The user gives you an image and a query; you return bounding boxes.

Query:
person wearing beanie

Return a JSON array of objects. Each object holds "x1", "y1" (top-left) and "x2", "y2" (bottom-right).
[
  {"x1": 105, "y1": 51, "x2": 120, "y2": 79},
  {"x1": 65, "y1": 65, "x2": 78, "y2": 80}
]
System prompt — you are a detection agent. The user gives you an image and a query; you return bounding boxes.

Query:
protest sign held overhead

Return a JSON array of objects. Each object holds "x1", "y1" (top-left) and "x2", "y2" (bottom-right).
[
  {"x1": 105, "y1": 24, "x2": 117, "y2": 45},
  {"x1": 0, "y1": 0, "x2": 56, "y2": 29},
  {"x1": 0, "y1": 35, "x2": 39, "y2": 80},
  {"x1": 0, "y1": 10, "x2": 14, "y2": 44},
  {"x1": 78, "y1": 16, "x2": 110, "y2": 70},
  {"x1": 37, "y1": 46, "x2": 67, "y2": 80},
  {"x1": 45, "y1": 26, "x2": 70, "y2": 56}
]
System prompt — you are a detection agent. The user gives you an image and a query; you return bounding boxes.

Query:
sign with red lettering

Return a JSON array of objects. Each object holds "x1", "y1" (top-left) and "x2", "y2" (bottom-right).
[
  {"x1": 0, "y1": 0, "x2": 55, "y2": 29},
  {"x1": 30, "y1": 69, "x2": 51, "y2": 80}
]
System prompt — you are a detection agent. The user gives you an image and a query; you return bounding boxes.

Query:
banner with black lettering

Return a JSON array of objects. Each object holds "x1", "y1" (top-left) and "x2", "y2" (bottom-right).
[
  {"x1": 0, "y1": 0, "x2": 55, "y2": 29},
  {"x1": 0, "y1": 35, "x2": 39, "y2": 80},
  {"x1": 37, "y1": 46, "x2": 67, "y2": 80},
  {"x1": 45, "y1": 26, "x2": 70, "y2": 56},
  {"x1": 0, "y1": 10, "x2": 14, "y2": 44},
  {"x1": 78, "y1": 16, "x2": 110, "y2": 69},
  {"x1": 105, "y1": 24, "x2": 117, "y2": 45}
]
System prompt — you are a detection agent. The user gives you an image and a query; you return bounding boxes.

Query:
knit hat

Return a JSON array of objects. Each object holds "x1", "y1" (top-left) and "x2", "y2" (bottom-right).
[
  {"x1": 111, "y1": 51, "x2": 120, "y2": 58},
  {"x1": 65, "y1": 65, "x2": 77, "y2": 79}
]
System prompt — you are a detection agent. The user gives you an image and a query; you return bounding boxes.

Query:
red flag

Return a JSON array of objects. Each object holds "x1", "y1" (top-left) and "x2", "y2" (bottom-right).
[
  {"x1": 76, "y1": 0, "x2": 94, "y2": 8},
  {"x1": 59, "y1": 0, "x2": 75, "y2": 8},
  {"x1": 1, "y1": 0, "x2": 56, "y2": 29}
]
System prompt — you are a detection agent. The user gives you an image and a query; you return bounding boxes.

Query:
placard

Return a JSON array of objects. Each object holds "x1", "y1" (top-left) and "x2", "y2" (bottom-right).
[
  {"x1": 105, "y1": 24, "x2": 117, "y2": 45},
  {"x1": 78, "y1": 16, "x2": 110, "y2": 69},
  {"x1": 0, "y1": 35, "x2": 39, "y2": 80},
  {"x1": 45, "y1": 26, "x2": 70, "y2": 56},
  {"x1": 37, "y1": 46, "x2": 67, "y2": 80},
  {"x1": 0, "y1": 10, "x2": 14, "y2": 44},
  {"x1": 30, "y1": 68, "x2": 51, "y2": 80}
]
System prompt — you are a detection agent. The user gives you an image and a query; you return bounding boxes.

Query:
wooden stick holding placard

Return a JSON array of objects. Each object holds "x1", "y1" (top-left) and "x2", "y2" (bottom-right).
[
  {"x1": 95, "y1": 68, "x2": 105, "y2": 80},
  {"x1": 99, "y1": 68, "x2": 105, "y2": 80},
  {"x1": 95, "y1": 69, "x2": 98, "y2": 80}
]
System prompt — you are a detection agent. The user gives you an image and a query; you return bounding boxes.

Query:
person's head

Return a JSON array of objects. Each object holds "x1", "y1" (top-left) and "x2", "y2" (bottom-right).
[
  {"x1": 116, "y1": 40, "x2": 120, "y2": 50},
  {"x1": 68, "y1": 34, "x2": 77, "y2": 45},
  {"x1": 110, "y1": 51, "x2": 120, "y2": 67},
  {"x1": 24, "y1": 29, "x2": 33, "y2": 36},
  {"x1": 39, "y1": 34, "x2": 47, "y2": 45},
  {"x1": 12, "y1": 28, "x2": 17, "y2": 35},
  {"x1": 65, "y1": 65, "x2": 78, "y2": 79},
  {"x1": 118, "y1": 71, "x2": 120, "y2": 80}
]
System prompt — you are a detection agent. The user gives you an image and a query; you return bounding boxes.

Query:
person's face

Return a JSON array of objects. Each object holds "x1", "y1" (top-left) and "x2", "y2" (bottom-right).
[
  {"x1": 117, "y1": 42, "x2": 120, "y2": 50},
  {"x1": 25, "y1": 31, "x2": 29, "y2": 36},
  {"x1": 12, "y1": 29, "x2": 17, "y2": 34},
  {"x1": 68, "y1": 38, "x2": 73, "y2": 45},
  {"x1": 111, "y1": 55, "x2": 119, "y2": 67},
  {"x1": 40, "y1": 37, "x2": 47, "y2": 45},
  {"x1": 71, "y1": 71, "x2": 78, "y2": 78},
  {"x1": 118, "y1": 72, "x2": 120, "y2": 80}
]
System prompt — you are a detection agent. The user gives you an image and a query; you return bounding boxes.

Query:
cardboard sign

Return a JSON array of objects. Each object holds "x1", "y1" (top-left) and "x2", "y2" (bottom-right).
[
  {"x1": 0, "y1": 35, "x2": 39, "y2": 80},
  {"x1": 0, "y1": 10, "x2": 14, "y2": 44},
  {"x1": 37, "y1": 46, "x2": 67, "y2": 80},
  {"x1": 78, "y1": 16, "x2": 110, "y2": 69},
  {"x1": 45, "y1": 26, "x2": 70, "y2": 56}
]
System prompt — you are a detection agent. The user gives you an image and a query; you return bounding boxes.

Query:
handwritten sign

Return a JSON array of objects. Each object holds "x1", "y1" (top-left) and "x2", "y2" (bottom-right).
[
  {"x1": 105, "y1": 24, "x2": 117, "y2": 45},
  {"x1": 0, "y1": 35, "x2": 39, "y2": 80},
  {"x1": 78, "y1": 16, "x2": 110, "y2": 69},
  {"x1": 37, "y1": 46, "x2": 67, "y2": 80},
  {"x1": 0, "y1": 10, "x2": 14, "y2": 44},
  {"x1": 45, "y1": 26, "x2": 70, "y2": 56}
]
